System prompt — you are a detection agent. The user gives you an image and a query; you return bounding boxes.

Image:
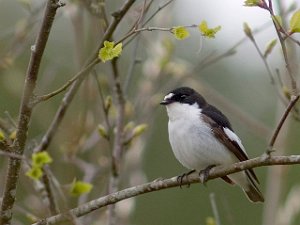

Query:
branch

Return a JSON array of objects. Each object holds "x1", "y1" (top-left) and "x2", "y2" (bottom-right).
[
  {"x1": 32, "y1": 154, "x2": 300, "y2": 225},
  {"x1": 107, "y1": 59, "x2": 126, "y2": 225},
  {"x1": 268, "y1": 95, "x2": 300, "y2": 150},
  {"x1": 0, "y1": 149, "x2": 25, "y2": 160},
  {"x1": 246, "y1": 32, "x2": 275, "y2": 83},
  {"x1": 0, "y1": 1, "x2": 64, "y2": 224},
  {"x1": 123, "y1": 0, "x2": 176, "y2": 47},
  {"x1": 143, "y1": 0, "x2": 175, "y2": 25},
  {"x1": 266, "y1": 2, "x2": 298, "y2": 94},
  {"x1": 33, "y1": 59, "x2": 99, "y2": 105},
  {"x1": 33, "y1": 0, "x2": 136, "y2": 153}
]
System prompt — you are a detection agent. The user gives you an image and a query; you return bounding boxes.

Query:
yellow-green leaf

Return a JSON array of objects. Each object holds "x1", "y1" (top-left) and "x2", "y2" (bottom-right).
[
  {"x1": 99, "y1": 41, "x2": 123, "y2": 62},
  {"x1": 32, "y1": 151, "x2": 53, "y2": 167},
  {"x1": 198, "y1": 21, "x2": 221, "y2": 39},
  {"x1": 9, "y1": 130, "x2": 17, "y2": 140},
  {"x1": 124, "y1": 121, "x2": 135, "y2": 133},
  {"x1": 272, "y1": 15, "x2": 283, "y2": 29},
  {"x1": 264, "y1": 39, "x2": 277, "y2": 58},
  {"x1": 289, "y1": 10, "x2": 300, "y2": 33},
  {"x1": 0, "y1": 130, "x2": 5, "y2": 141},
  {"x1": 282, "y1": 86, "x2": 291, "y2": 100},
  {"x1": 70, "y1": 181, "x2": 93, "y2": 196},
  {"x1": 132, "y1": 124, "x2": 148, "y2": 138},
  {"x1": 244, "y1": 0, "x2": 259, "y2": 6},
  {"x1": 26, "y1": 167, "x2": 43, "y2": 180},
  {"x1": 206, "y1": 217, "x2": 216, "y2": 225},
  {"x1": 172, "y1": 26, "x2": 190, "y2": 40},
  {"x1": 97, "y1": 124, "x2": 109, "y2": 140},
  {"x1": 243, "y1": 22, "x2": 253, "y2": 40},
  {"x1": 105, "y1": 96, "x2": 112, "y2": 111}
]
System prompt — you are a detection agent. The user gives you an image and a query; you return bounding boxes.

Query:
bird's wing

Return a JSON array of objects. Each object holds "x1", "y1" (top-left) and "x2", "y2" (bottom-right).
[
  {"x1": 201, "y1": 113, "x2": 259, "y2": 184},
  {"x1": 202, "y1": 104, "x2": 233, "y2": 130}
]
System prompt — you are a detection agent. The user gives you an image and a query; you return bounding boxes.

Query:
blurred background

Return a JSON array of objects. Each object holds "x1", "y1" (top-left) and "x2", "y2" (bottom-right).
[{"x1": 0, "y1": 0, "x2": 300, "y2": 225}]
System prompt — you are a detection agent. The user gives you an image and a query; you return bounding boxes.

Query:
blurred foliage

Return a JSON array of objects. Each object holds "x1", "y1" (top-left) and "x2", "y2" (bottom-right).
[{"x1": 0, "y1": 0, "x2": 300, "y2": 225}]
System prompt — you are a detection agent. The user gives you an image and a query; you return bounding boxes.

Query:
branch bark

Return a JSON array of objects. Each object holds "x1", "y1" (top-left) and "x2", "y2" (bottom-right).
[
  {"x1": 0, "y1": 1, "x2": 63, "y2": 224},
  {"x1": 107, "y1": 59, "x2": 126, "y2": 225},
  {"x1": 32, "y1": 154, "x2": 300, "y2": 225}
]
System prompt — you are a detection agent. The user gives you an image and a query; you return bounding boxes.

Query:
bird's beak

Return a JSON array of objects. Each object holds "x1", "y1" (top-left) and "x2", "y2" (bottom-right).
[{"x1": 160, "y1": 99, "x2": 172, "y2": 105}]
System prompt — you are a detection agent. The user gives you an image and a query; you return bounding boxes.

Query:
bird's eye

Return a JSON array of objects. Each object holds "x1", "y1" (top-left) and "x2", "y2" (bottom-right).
[{"x1": 181, "y1": 94, "x2": 187, "y2": 99}]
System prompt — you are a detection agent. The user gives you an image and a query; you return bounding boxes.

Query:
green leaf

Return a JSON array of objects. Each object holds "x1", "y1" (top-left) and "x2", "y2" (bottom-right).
[
  {"x1": 99, "y1": 41, "x2": 123, "y2": 62},
  {"x1": 26, "y1": 167, "x2": 43, "y2": 180},
  {"x1": 70, "y1": 180, "x2": 93, "y2": 196},
  {"x1": 198, "y1": 21, "x2": 221, "y2": 38},
  {"x1": 264, "y1": 39, "x2": 277, "y2": 58},
  {"x1": 172, "y1": 26, "x2": 190, "y2": 40},
  {"x1": 32, "y1": 151, "x2": 53, "y2": 167},
  {"x1": 289, "y1": 10, "x2": 300, "y2": 33}
]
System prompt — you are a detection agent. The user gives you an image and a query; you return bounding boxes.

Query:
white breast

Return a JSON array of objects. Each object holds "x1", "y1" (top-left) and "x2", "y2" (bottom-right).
[{"x1": 166, "y1": 102, "x2": 238, "y2": 170}]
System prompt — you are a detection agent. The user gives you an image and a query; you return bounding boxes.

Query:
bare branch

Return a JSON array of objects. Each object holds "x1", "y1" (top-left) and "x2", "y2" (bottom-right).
[
  {"x1": 33, "y1": 0, "x2": 136, "y2": 153},
  {"x1": 0, "y1": 1, "x2": 64, "y2": 224},
  {"x1": 107, "y1": 59, "x2": 126, "y2": 225},
  {"x1": 32, "y1": 154, "x2": 300, "y2": 225},
  {"x1": 33, "y1": 59, "x2": 99, "y2": 105},
  {"x1": 268, "y1": 95, "x2": 300, "y2": 150},
  {"x1": 0, "y1": 149, "x2": 25, "y2": 160},
  {"x1": 266, "y1": 3, "x2": 298, "y2": 94}
]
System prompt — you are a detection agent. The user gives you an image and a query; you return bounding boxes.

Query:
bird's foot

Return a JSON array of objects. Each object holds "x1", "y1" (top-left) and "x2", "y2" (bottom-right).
[
  {"x1": 177, "y1": 169, "x2": 196, "y2": 188},
  {"x1": 199, "y1": 165, "x2": 216, "y2": 186}
]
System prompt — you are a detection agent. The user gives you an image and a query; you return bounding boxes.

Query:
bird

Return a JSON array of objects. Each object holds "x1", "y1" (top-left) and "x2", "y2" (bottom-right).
[{"x1": 160, "y1": 87, "x2": 264, "y2": 203}]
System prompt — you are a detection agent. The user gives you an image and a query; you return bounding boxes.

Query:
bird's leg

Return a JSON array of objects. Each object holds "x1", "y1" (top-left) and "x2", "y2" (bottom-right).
[
  {"x1": 177, "y1": 169, "x2": 196, "y2": 188},
  {"x1": 199, "y1": 165, "x2": 216, "y2": 185}
]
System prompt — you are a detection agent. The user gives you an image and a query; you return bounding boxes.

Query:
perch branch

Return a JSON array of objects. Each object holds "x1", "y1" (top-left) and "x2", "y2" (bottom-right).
[{"x1": 32, "y1": 154, "x2": 300, "y2": 225}]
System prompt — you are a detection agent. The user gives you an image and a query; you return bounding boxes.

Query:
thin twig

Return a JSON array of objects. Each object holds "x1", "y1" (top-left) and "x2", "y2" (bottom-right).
[
  {"x1": 266, "y1": 3, "x2": 297, "y2": 94},
  {"x1": 0, "y1": 149, "x2": 25, "y2": 160},
  {"x1": 123, "y1": 0, "x2": 176, "y2": 47},
  {"x1": 41, "y1": 168, "x2": 59, "y2": 216},
  {"x1": 124, "y1": 0, "x2": 148, "y2": 92},
  {"x1": 33, "y1": 58, "x2": 99, "y2": 105},
  {"x1": 44, "y1": 167, "x2": 82, "y2": 225},
  {"x1": 268, "y1": 95, "x2": 300, "y2": 150},
  {"x1": 33, "y1": 0, "x2": 136, "y2": 153},
  {"x1": 248, "y1": 36, "x2": 275, "y2": 83},
  {"x1": 107, "y1": 59, "x2": 126, "y2": 225},
  {"x1": 143, "y1": 0, "x2": 175, "y2": 25},
  {"x1": 93, "y1": 72, "x2": 112, "y2": 132},
  {"x1": 32, "y1": 154, "x2": 300, "y2": 225}
]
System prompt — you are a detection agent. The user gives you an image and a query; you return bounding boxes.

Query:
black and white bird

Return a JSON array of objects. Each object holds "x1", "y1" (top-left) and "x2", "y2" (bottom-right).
[{"x1": 160, "y1": 87, "x2": 264, "y2": 203}]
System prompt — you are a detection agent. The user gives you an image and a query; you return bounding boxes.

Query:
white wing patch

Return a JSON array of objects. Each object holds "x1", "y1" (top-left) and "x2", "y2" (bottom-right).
[{"x1": 223, "y1": 127, "x2": 247, "y2": 155}]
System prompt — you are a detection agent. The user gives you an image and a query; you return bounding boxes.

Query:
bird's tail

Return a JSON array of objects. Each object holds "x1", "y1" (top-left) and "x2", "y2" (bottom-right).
[
  {"x1": 244, "y1": 184, "x2": 264, "y2": 203},
  {"x1": 228, "y1": 170, "x2": 264, "y2": 203},
  {"x1": 243, "y1": 170, "x2": 264, "y2": 203}
]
